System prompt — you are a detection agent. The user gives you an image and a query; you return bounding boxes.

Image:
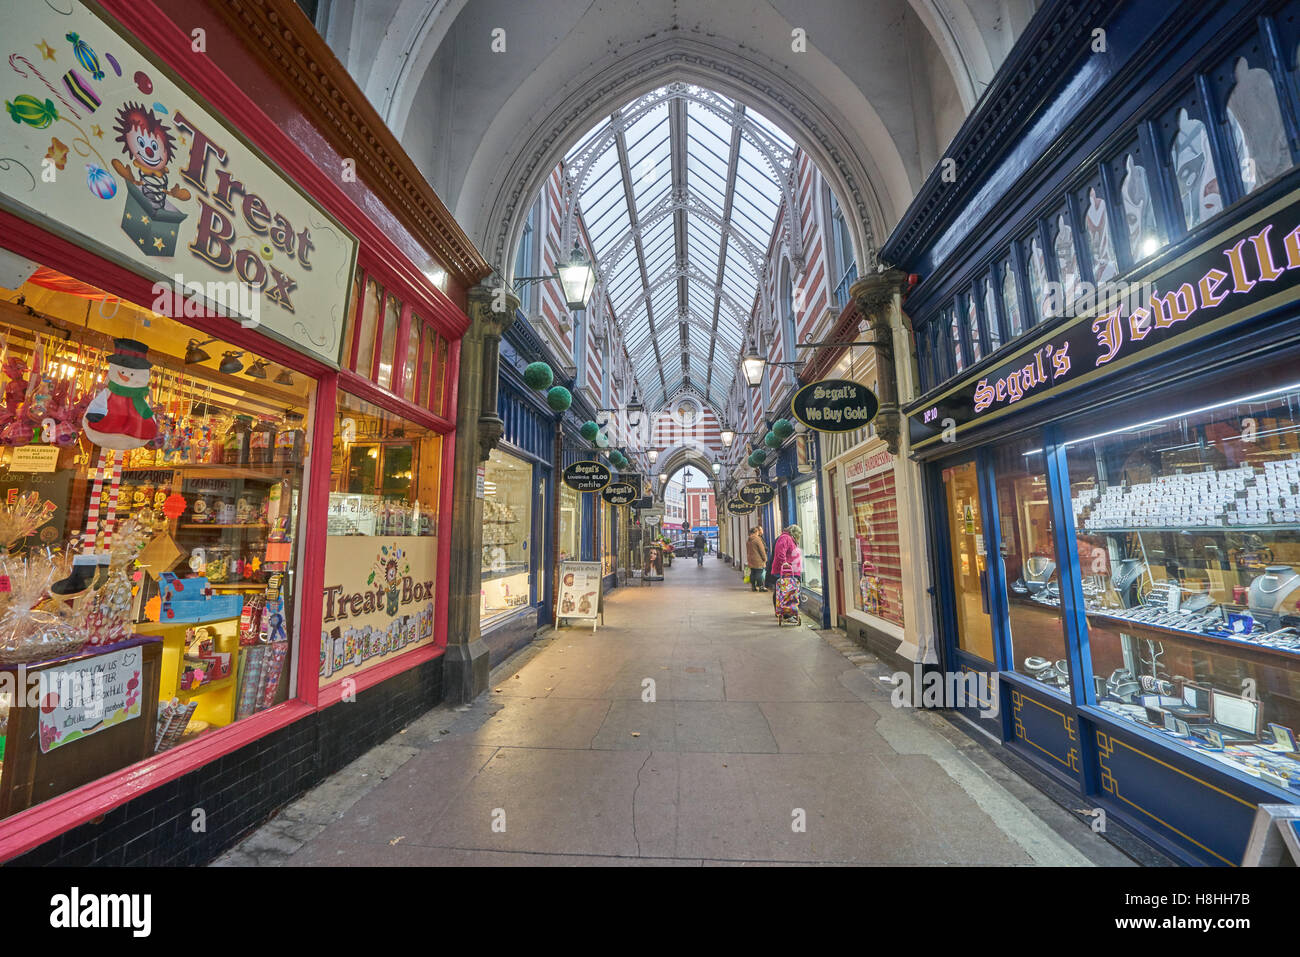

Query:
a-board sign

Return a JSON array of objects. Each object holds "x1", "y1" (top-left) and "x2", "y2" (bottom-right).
[
  {"x1": 601, "y1": 482, "x2": 638, "y2": 506},
  {"x1": 791, "y1": 378, "x2": 879, "y2": 432},
  {"x1": 728, "y1": 499, "x2": 757, "y2": 515},
  {"x1": 739, "y1": 481, "x2": 776, "y2": 506},
  {"x1": 557, "y1": 560, "x2": 603, "y2": 627},
  {"x1": 562, "y1": 461, "x2": 612, "y2": 492}
]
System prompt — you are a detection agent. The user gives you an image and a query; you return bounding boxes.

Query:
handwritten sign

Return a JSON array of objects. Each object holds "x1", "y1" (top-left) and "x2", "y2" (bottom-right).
[{"x1": 37, "y1": 646, "x2": 143, "y2": 753}]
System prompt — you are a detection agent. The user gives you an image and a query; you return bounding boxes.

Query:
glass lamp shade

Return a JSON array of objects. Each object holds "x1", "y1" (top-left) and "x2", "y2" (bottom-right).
[
  {"x1": 556, "y1": 243, "x2": 597, "y2": 310},
  {"x1": 741, "y1": 347, "x2": 765, "y2": 387},
  {"x1": 711, "y1": 463, "x2": 721, "y2": 474},
  {"x1": 658, "y1": 473, "x2": 668, "y2": 484},
  {"x1": 720, "y1": 429, "x2": 735, "y2": 447}
]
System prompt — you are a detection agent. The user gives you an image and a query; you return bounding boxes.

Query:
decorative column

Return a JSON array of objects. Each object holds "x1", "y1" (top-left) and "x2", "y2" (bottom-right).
[
  {"x1": 851, "y1": 268, "x2": 935, "y2": 665},
  {"x1": 443, "y1": 283, "x2": 519, "y2": 704}
]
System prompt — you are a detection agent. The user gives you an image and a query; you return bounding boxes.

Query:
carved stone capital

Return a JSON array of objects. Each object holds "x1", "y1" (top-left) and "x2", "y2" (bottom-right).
[
  {"x1": 849, "y1": 268, "x2": 908, "y2": 323},
  {"x1": 468, "y1": 283, "x2": 520, "y2": 340},
  {"x1": 478, "y1": 414, "x2": 506, "y2": 461}
]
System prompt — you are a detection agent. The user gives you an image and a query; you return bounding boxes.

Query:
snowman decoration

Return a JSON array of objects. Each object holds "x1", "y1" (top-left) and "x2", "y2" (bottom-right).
[{"x1": 51, "y1": 338, "x2": 157, "y2": 596}]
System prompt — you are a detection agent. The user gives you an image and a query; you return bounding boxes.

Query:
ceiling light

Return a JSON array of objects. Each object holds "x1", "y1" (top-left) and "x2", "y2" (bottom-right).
[
  {"x1": 185, "y1": 339, "x2": 213, "y2": 364},
  {"x1": 711, "y1": 462, "x2": 721, "y2": 474},
  {"x1": 245, "y1": 359, "x2": 268, "y2": 379},
  {"x1": 219, "y1": 351, "x2": 244, "y2": 375},
  {"x1": 720, "y1": 428, "x2": 735, "y2": 447},
  {"x1": 274, "y1": 368, "x2": 295, "y2": 386}
]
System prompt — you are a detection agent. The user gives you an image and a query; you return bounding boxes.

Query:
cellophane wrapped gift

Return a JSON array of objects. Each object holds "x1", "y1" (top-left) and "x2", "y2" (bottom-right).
[{"x1": 0, "y1": 554, "x2": 84, "y2": 664}]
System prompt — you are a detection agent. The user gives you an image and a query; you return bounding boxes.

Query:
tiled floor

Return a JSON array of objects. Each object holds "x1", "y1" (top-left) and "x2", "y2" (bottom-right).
[{"x1": 215, "y1": 558, "x2": 1135, "y2": 866}]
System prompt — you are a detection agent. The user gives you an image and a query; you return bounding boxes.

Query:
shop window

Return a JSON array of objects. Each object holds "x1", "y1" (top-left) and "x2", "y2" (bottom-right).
[
  {"x1": 375, "y1": 294, "x2": 402, "y2": 391},
  {"x1": 1159, "y1": 99, "x2": 1225, "y2": 232},
  {"x1": 1050, "y1": 207, "x2": 1082, "y2": 309},
  {"x1": 400, "y1": 314, "x2": 421, "y2": 402},
  {"x1": 943, "y1": 461, "x2": 994, "y2": 661},
  {"x1": 1220, "y1": 54, "x2": 1294, "y2": 195},
  {"x1": 559, "y1": 482, "x2": 580, "y2": 562},
  {"x1": 1000, "y1": 256, "x2": 1025, "y2": 339},
  {"x1": 481, "y1": 448, "x2": 533, "y2": 623},
  {"x1": 1063, "y1": 381, "x2": 1300, "y2": 789},
  {"x1": 849, "y1": 469, "x2": 903, "y2": 627},
  {"x1": 992, "y1": 438, "x2": 1071, "y2": 694},
  {"x1": 948, "y1": 306, "x2": 965, "y2": 374},
  {"x1": 602, "y1": 498, "x2": 615, "y2": 576},
  {"x1": 322, "y1": 392, "x2": 440, "y2": 684},
  {"x1": 0, "y1": 265, "x2": 312, "y2": 816},
  {"x1": 795, "y1": 480, "x2": 822, "y2": 594},
  {"x1": 354, "y1": 277, "x2": 382, "y2": 378},
  {"x1": 1076, "y1": 180, "x2": 1120, "y2": 284},
  {"x1": 1020, "y1": 231, "x2": 1052, "y2": 323},
  {"x1": 1109, "y1": 142, "x2": 1165, "y2": 264},
  {"x1": 343, "y1": 268, "x2": 363, "y2": 369},
  {"x1": 964, "y1": 294, "x2": 983, "y2": 364},
  {"x1": 981, "y1": 275, "x2": 1002, "y2": 354},
  {"x1": 424, "y1": 326, "x2": 448, "y2": 418}
]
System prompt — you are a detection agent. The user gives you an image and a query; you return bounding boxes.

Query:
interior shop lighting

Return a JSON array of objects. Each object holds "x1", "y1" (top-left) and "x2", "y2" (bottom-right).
[
  {"x1": 1140, "y1": 236, "x2": 1161, "y2": 257},
  {"x1": 245, "y1": 358, "x2": 269, "y2": 379},
  {"x1": 1063, "y1": 379, "x2": 1300, "y2": 450},
  {"x1": 274, "y1": 368, "x2": 295, "y2": 386},
  {"x1": 218, "y1": 351, "x2": 244, "y2": 375},
  {"x1": 185, "y1": 338, "x2": 217, "y2": 364}
]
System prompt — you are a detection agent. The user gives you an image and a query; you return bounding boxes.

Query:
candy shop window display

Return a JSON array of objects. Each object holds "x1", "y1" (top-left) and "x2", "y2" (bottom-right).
[
  {"x1": 481, "y1": 448, "x2": 533, "y2": 624},
  {"x1": 321, "y1": 393, "x2": 441, "y2": 685},
  {"x1": 848, "y1": 470, "x2": 903, "y2": 628},
  {"x1": 1064, "y1": 379, "x2": 1300, "y2": 792},
  {"x1": 794, "y1": 480, "x2": 822, "y2": 593},
  {"x1": 0, "y1": 263, "x2": 312, "y2": 803}
]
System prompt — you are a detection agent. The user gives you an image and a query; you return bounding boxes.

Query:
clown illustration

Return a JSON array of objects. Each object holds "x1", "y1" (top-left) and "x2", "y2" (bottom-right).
[{"x1": 110, "y1": 102, "x2": 190, "y2": 256}]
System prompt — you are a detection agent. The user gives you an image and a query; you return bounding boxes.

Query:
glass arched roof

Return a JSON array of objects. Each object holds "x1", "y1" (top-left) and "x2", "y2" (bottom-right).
[{"x1": 563, "y1": 83, "x2": 796, "y2": 411}]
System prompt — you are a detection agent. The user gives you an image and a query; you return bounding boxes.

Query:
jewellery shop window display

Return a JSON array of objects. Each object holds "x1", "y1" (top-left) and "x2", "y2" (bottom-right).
[
  {"x1": 1065, "y1": 381, "x2": 1300, "y2": 792},
  {"x1": 481, "y1": 448, "x2": 533, "y2": 623},
  {"x1": 321, "y1": 392, "x2": 441, "y2": 686},
  {"x1": 0, "y1": 266, "x2": 310, "y2": 819}
]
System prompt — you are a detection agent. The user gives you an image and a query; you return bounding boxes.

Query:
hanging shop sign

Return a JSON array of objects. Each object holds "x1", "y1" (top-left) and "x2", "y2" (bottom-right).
[
  {"x1": 562, "y1": 460, "x2": 611, "y2": 492},
  {"x1": 739, "y1": 481, "x2": 776, "y2": 506},
  {"x1": 790, "y1": 379, "x2": 879, "y2": 432},
  {"x1": 728, "y1": 499, "x2": 756, "y2": 515},
  {"x1": 601, "y1": 482, "x2": 638, "y2": 506},
  {"x1": 319, "y1": 538, "x2": 437, "y2": 686},
  {"x1": 908, "y1": 192, "x2": 1300, "y2": 449},
  {"x1": 0, "y1": 1, "x2": 358, "y2": 367}
]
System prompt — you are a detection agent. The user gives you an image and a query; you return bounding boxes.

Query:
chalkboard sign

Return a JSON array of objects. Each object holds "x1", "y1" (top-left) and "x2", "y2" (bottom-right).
[
  {"x1": 562, "y1": 460, "x2": 612, "y2": 492},
  {"x1": 739, "y1": 481, "x2": 775, "y2": 506},
  {"x1": 791, "y1": 378, "x2": 878, "y2": 432},
  {"x1": 601, "y1": 482, "x2": 638, "y2": 505}
]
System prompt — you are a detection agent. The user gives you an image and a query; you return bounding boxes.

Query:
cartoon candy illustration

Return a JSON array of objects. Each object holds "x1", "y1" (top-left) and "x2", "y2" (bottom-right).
[
  {"x1": 105, "y1": 53, "x2": 122, "y2": 77},
  {"x1": 65, "y1": 33, "x2": 104, "y2": 81},
  {"x1": 6, "y1": 95, "x2": 58, "y2": 129},
  {"x1": 86, "y1": 163, "x2": 116, "y2": 199},
  {"x1": 133, "y1": 70, "x2": 152, "y2": 95},
  {"x1": 61, "y1": 69, "x2": 101, "y2": 113}
]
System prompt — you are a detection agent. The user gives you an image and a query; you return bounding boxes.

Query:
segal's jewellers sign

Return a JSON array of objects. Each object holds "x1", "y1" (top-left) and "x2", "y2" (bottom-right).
[
  {"x1": 0, "y1": 0, "x2": 357, "y2": 366},
  {"x1": 910, "y1": 192, "x2": 1300, "y2": 448}
]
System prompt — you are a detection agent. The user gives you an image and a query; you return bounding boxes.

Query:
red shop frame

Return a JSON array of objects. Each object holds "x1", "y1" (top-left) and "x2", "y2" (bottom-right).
[{"x1": 0, "y1": 0, "x2": 469, "y2": 861}]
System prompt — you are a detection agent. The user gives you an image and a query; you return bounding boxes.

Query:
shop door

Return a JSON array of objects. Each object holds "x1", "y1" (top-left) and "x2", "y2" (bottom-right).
[
  {"x1": 940, "y1": 460, "x2": 995, "y2": 667},
  {"x1": 828, "y1": 467, "x2": 844, "y2": 619}
]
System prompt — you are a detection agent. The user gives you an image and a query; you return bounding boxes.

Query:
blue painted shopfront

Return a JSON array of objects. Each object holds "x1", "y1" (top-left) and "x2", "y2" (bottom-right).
[
  {"x1": 886, "y1": 0, "x2": 1300, "y2": 865},
  {"x1": 764, "y1": 437, "x2": 831, "y2": 627}
]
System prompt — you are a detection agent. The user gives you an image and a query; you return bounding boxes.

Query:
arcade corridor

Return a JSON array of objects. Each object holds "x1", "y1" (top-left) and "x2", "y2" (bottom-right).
[{"x1": 218, "y1": 559, "x2": 1133, "y2": 866}]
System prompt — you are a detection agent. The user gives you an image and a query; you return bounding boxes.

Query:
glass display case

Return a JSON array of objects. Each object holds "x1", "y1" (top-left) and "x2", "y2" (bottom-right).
[
  {"x1": 481, "y1": 448, "x2": 532, "y2": 622},
  {"x1": 1063, "y1": 382, "x2": 1300, "y2": 789}
]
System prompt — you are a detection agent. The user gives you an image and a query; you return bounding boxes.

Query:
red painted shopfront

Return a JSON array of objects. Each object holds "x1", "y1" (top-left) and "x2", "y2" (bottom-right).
[{"x1": 0, "y1": 0, "x2": 487, "y2": 863}]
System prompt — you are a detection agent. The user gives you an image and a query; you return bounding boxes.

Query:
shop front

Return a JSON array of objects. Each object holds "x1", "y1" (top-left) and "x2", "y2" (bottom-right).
[
  {"x1": 0, "y1": 0, "x2": 477, "y2": 864},
  {"x1": 893, "y1": 0, "x2": 1300, "y2": 865}
]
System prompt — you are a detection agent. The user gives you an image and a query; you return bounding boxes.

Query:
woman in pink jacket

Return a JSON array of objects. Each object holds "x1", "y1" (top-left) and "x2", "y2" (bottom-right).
[{"x1": 769, "y1": 524, "x2": 803, "y2": 616}]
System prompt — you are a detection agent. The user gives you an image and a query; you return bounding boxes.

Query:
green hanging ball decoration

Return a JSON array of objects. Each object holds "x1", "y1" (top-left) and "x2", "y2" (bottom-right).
[
  {"x1": 524, "y1": 361, "x2": 554, "y2": 390},
  {"x1": 546, "y1": 386, "x2": 572, "y2": 412},
  {"x1": 595, "y1": 430, "x2": 610, "y2": 449},
  {"x1": 580, "y1": 420, "x2": 600, "y2": 441},
  {"x1": 749, "y1": 449, "x2": 767, "y2": 467},
  {"x1": 773, "y1": 418, "x2": 795, "y2": 440},
  {"x1": 763, "y1": 430, "x2": 780, "y2": 449}
]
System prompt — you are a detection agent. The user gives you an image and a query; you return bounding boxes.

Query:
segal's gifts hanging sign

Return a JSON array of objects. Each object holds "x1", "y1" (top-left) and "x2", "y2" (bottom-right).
[
  {"x1": 0, "y1": 1, "x2": 357, "y2": 366},
  {"x1": 319, "y1": 538, "x2": 437, "y2": 686}
]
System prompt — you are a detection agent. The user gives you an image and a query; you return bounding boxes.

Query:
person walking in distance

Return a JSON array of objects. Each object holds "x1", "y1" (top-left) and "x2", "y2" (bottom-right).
[
  {"x1": 694, "y1": 530, "x2": 707, "y2": 566},
  {"x1": 746, "y1": 524, "x2": 768, "y2": 591},
  {"x1": 770, "y1": 524, "x2": 804, "y2": 621}
]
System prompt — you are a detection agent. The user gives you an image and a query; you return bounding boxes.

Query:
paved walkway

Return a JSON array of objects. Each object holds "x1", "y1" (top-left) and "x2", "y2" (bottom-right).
[{"x1": 216, "y1": 557, "x2": 1135, "y2": 866}]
